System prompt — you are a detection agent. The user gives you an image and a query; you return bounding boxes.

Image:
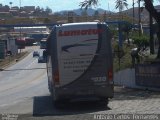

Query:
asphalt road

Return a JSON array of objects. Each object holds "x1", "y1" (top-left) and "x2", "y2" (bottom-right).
[
  {"x1": 0, "y1": 46, "x2": 160, "y2": 120},
  {"x1": 0, "y1": 46, "x2": 48, "y2": 113}
]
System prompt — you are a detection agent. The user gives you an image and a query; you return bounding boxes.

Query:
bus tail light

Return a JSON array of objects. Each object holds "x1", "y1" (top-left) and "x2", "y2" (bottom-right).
[
  {"x1": 53, "y1": 70, "x2": 60, "y2": 85},
  {"x1": 108, "y1": 68, "x2": 113, "y2": 81}
]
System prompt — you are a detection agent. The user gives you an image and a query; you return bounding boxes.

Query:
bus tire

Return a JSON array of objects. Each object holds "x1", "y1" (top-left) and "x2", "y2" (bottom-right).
[
  {"x1": 54, "y1": 100, "x2": 61, "y2": 108},
  {"x1": 54, "y1": 99, "x2": 68, "y2": 108},
  {"x1": 100, "y1": 98, "x2": 108, "y2": 106}
]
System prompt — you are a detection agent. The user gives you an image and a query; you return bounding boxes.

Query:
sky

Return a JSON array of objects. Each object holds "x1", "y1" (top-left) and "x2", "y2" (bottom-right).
[{"x1": 1, "y1": 0, "x2": 160, "y2": 12}]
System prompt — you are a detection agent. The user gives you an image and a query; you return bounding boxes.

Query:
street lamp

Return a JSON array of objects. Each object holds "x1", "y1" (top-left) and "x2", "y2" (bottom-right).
[
  {"x1": 19, "y1": 0, "x2": 22, "y2": 53},
  {"x1": 19, "y1": 0, "x2": 21, "y2": 10}
]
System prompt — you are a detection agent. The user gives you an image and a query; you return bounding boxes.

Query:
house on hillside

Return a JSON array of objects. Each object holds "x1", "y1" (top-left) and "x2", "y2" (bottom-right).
[
  {"x1": 0, "y1": 12, "x2": 13, "y2": 19},
  {"x1": 23, "y1": 6, "x2": 35, "y2": 12},
  {"x1": 0, "y1": 5, "x2": 9, "y2": 12},
  {"x1": 10, "y1": 6, "x2": 19, "y2": 16}
]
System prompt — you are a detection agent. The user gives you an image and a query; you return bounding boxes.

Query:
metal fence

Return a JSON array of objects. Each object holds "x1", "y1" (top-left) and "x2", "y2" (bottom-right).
[{"x1": 135, "y1": 64, "x2": 160, "y2": 88}]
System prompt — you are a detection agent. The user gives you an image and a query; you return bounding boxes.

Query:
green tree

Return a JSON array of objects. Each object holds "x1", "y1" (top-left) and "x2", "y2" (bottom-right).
[
  {"x1": 35, "y1": 6, "x2": 41, "y2": 12},
  {"x1": 93, "y1": 10, "x2": 99, "y2": 19},
  {"x1": 115, "y1": 0, "x2": 128, "y2": 19},
  {"x1": 132, "y1": 34, "x2": 149, "y2": 49},
  {"x1": 81, "y1": 9, "x2": 88, "y2": 21},
  {"x1": 80, "y1": 0, "x2": 160, "y2": 59},
  {"x1": 45, "y1": 6, "x2": 52, "y2": 14},
  {"x1": 121, "y1": 22, "x2": 132, "y2": 44},
  {"x1": 80, "y1": 0, "x2": 98, "y2": 9},
  {"x1": 81, "y1": 9, "x2": 88, "y2": 16},
  {"x1": 40, "y1": 7, "x2": 44, "y2": 12},
  {"x1": 143, "y1": 0, "x2": 160, "y2": 59},
  {"x1": 9, "y1": 2, "x2": 13, "y2": 8}
]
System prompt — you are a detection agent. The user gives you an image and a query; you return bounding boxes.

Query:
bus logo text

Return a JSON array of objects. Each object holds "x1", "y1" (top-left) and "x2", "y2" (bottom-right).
[{"x1": 58, "y1": 29, "x2": 103, "y2": 37}]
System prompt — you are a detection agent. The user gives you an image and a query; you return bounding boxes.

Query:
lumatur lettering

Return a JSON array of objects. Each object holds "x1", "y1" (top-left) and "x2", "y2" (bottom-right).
[{"x1": 58, "y1": 29, "x2": 104, "y2": 36}]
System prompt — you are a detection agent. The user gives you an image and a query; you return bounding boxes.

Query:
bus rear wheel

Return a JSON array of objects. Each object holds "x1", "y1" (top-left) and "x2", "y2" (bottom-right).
[
  {"x1": 100, "y1": 98, "x2": 108, "y2": 106},
  {"x1": 53, "y1": 99, "x2": 69, "y2": 108}
]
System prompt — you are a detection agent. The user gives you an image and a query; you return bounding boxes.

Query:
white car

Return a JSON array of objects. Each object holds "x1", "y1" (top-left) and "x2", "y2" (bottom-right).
[{"x1": 33, "y1": 51, "x2": 40, "y2": 57}]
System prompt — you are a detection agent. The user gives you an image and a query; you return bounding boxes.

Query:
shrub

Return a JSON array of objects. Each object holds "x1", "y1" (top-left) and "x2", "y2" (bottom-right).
[{"x1": 132, "y1": 34, "x2": 149, "y2": 48}]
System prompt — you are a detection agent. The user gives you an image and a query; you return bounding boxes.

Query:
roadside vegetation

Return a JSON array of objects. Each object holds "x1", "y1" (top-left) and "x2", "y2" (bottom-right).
[
  {"x1": 113, "y1": 42, "x2": 133, "y2": 72},
  {"x1": 112, "y1": 29, "x2": 150, "y2": 72},
  {"x1": 80, "y1": 0, "x2": 160, "y2": 59},
  {"x1": 0, "y1": 51, "x2": 29, "y2": 69}
]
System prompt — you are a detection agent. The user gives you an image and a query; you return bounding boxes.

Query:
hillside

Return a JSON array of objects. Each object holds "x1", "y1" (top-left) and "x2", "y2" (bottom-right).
[
  {"x1": 56, "y1": 5, "x2": 160, "y2": 22},
  {"x1": 120, "y1": 5, "x2": 160, "y2": 23},
  {"x1": 54, "y1": 8, "x2": 114, "y2": 16}
]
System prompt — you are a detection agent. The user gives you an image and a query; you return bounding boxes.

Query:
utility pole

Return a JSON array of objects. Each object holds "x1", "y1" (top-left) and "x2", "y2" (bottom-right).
[
  {"x1": 132, "y1": 0, "x2": 135, "y2": 26},
  {"x1": 19, "y1": 0, "x2": 22, "y2": 38},
  {"x1": 138, "y1": 0, "x2": 141, "y2": 36},
  {"x1": 149, "y1": 13, "x2": 154, "y2": 54},
  {"x1": 19, "y1": 0, "x2": 21, "y2": 10},
  {"x1": 19, "y1": 0, "x2": 22, "y2": 53}
]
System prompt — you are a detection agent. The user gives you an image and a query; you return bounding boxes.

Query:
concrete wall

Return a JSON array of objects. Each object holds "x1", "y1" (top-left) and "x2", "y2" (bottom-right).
[{"x1": 114, "y1": 68, "x2": 137, "y2": 88}]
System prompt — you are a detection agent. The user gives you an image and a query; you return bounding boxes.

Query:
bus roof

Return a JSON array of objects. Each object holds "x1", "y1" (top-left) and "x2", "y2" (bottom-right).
[{"x1": 56, "y1": 22, "x2": 106, "y2": 27}]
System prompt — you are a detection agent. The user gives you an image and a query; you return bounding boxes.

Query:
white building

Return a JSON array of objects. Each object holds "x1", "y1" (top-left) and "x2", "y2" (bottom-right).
[
  {"x1": 14, "y1": 26, "x2": 48, "y2": 33},
  {"x1": 0, "y1": 34, "x2": 18, "y2": 55}
]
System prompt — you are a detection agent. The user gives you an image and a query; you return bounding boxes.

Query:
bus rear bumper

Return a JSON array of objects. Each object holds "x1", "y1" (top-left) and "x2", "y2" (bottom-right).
[{"x1": 54, "y1": 85, "x2": 114, "y2": 101}]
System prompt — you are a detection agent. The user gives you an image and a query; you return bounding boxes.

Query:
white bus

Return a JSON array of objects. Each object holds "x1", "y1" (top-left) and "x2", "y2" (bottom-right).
[{"x1": 46, "y1": 22, "x2": 114, "y2": 106}]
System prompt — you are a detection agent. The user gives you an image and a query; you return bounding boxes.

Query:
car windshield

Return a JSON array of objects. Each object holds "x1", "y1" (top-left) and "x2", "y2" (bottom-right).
[{"x1": 34, "y1": 51, "x2": 38, "y2": 53}]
